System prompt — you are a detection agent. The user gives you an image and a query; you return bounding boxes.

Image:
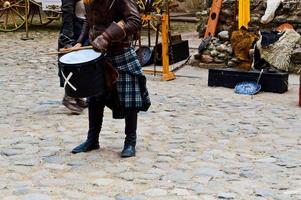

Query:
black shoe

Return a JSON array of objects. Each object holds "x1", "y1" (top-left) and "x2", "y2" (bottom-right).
[
  {"x1": 121, "y1": 145, "x2": 136, "y2": 158},
  {"x1": 71, "y1": 141, "x2": 100, "y2": 154}
]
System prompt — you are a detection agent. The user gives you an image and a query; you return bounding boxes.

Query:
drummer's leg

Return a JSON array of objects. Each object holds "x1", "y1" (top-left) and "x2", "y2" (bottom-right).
[
  {"x1": 86, "y1": 96, "x2": 105, "y2": 144},
  {"x1": 121, "y1": 110, "x2": 138, "y2": 158},
  {"x1": 71, "y1": 95, "x2": 105, "y2": 154}
]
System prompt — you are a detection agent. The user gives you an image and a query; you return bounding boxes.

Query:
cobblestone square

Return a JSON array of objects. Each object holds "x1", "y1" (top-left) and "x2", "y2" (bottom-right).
[{"x1": 0, "y1": 30, "x2": 300, "y2": 200}]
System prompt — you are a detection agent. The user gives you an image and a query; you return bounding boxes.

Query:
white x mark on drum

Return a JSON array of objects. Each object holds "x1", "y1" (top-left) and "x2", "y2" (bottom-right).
[{"x1": 61, "y1": 71, "x2": 77, "y2": 91}]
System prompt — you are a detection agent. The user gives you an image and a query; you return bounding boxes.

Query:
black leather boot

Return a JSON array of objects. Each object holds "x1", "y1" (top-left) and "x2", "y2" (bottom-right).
[
  {"x1": 121, "y1": 110, "x2": 138, "y2": 158},
  {"x1": 72, "y1": 96, "x2": 105, "y2": 154},
  {"x1": 71, "y1": 140, "x2": 100, "y2": 154},
  {"x1": 121, "y1": 145, "x2": 136, "y2": 157}
]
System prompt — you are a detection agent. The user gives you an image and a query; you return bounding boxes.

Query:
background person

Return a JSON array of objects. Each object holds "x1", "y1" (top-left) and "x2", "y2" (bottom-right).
[{"x1": 58, "y1": 0, "x2": 89, "y2": 114}]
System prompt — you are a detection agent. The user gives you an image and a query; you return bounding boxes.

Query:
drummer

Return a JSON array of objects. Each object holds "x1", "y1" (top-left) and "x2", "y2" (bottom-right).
[
  {"x1": 71, "y1": 0, "x2": 151, "y2": 157},
  {"x1": 58, "y1": 0, "x2": 89, "y2": 114}
]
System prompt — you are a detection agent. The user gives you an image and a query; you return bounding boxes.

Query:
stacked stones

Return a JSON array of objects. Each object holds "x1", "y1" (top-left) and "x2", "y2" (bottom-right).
[
  {"x1": 198, "y1": 31, "x2": 240, "y2": 67},
  {"x1": 291, "y1": 38, "x2": 301, "y2": 72}
]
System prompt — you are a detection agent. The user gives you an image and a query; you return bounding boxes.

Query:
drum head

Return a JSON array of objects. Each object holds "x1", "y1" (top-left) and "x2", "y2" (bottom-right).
[{"x1": 59, "y1": 49, "x2": 102, "y2": 65}]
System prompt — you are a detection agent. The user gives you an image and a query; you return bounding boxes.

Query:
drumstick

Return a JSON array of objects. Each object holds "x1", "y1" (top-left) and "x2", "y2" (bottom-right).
[{"x1": 46, "y1": 45, "x2": 93, "y2": 55}]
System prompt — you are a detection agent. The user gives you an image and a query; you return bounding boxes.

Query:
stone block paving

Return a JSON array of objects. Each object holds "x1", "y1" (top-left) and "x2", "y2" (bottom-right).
[{"x1": 0, "y1": 30, "x2": 300, "y2": 200}]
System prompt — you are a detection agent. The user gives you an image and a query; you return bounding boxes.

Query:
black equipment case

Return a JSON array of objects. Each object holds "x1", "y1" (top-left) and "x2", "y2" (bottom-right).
[
  {"x1": 208, "y1": 68, "x2": 289, "y2": 93},
  {"x1": 155, "y1": 40, "x2": 190, "y2": 65}
]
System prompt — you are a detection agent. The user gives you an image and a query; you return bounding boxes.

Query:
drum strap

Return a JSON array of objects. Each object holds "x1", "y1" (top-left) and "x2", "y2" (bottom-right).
[
  {"x1": 61, "y1": 71, "x2": 77, "y2": 91},
  {"x1": 103, "y1": 59, "x2": 119, "y2": 91}
]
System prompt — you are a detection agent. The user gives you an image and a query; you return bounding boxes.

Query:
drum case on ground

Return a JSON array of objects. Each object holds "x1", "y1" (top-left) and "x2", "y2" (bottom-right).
[
  {"x1": 208, "y1": 68, "x2": 289, "y2": 93},
  {"x1": 154, "y1": 40, "x2": 190, "y2": 65}
]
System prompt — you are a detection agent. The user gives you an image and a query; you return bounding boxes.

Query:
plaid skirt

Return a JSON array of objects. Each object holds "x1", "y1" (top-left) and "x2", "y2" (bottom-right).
[{"x1": 107, "y1": 48, "x2": 150, "y2": 110}]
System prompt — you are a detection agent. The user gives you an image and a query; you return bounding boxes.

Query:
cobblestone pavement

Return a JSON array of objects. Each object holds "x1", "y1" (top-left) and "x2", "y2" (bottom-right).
[{"x1": 0, "y1": 30, "x2": 301, "y2": 200}]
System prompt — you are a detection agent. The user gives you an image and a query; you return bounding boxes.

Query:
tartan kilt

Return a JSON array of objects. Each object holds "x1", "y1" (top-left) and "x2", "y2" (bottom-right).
[{"x1": 107, "y1": 48, "x2": 148, "y2": 109}]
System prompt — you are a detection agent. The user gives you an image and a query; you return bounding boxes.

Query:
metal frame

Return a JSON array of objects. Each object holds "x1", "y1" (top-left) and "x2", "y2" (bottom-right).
[{"x1": 141, "y1": 13, "x2": 176, "y2": 81}]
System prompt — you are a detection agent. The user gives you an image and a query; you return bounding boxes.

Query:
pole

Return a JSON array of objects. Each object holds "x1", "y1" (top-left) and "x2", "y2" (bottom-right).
[
  {"x1": 299, "y1": 73, "x2": 301, "y2": 107},
  {"x1": 21, "y1": 0, "x2": 33, "y2": 40},
  {"x1": 161, "y1": 13, "x2": 175, "y2": 81}
]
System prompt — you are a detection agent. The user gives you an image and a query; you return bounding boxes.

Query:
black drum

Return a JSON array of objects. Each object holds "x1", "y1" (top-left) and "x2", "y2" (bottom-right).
[{"x1": 59, "y1": 49, "x2": 106, "y2": 98}]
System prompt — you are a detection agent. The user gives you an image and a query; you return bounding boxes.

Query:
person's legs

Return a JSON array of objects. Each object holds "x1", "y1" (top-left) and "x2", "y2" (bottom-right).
[
  {"x1": 121, "y1": 110, "x2": 138, "y2": 157},
  {"x1": 60, "y1": 17, "x2": 89, "y2": 112},
  {"x1": 72, "y1": 96, "x2": 105, "y2": 153}
]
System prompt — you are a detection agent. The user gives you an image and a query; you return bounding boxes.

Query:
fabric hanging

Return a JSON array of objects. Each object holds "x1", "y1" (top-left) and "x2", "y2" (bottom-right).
[{"x1": 238, "y1": 0, "x2": 250, "y2": 29}]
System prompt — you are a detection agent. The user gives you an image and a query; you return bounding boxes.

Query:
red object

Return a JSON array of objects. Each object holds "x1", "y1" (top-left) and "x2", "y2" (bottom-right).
[{"x1": 276, "y1": 23, "x2": 294, "y2": 32}]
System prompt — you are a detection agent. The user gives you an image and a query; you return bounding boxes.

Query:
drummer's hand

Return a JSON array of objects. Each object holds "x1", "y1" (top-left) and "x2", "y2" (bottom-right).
[
  {"x1": 73, "y1": 43, "x2": 82, "y2": 49},
  {"x1": 58, "y1": 43, "x2": 81, "y2": 53},
  {"x1": 59, "y1": 47, "x2": 72, "y2": 53},
  {"x1": 91, "y1": 34, "x2": 109, "y2": 53}
]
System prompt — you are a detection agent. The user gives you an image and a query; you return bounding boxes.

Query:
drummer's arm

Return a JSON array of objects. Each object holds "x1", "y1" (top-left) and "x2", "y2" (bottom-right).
[
  {"x1": 76, "y1": 19, "x2": 89, "y2": 46},
  {"x1": 118, "y1": 0, "x2": 141, "y2": 37},
  {"x1": 91, "y1": 0, "x2": 141, "y2": 52},
  {"x1": 102, "y1": 0, "x2": 141, "y2": 41}
]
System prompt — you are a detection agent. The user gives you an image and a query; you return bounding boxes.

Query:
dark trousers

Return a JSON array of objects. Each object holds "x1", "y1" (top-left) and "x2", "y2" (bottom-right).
[{"x1": 87, "y1": 96, "x2": 138, "y2": 147}]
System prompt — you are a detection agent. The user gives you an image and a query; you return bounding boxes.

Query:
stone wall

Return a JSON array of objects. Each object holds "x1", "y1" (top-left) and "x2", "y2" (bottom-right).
[{"x1": 197, "y1": 0, "x2": 301, "y2": 36}]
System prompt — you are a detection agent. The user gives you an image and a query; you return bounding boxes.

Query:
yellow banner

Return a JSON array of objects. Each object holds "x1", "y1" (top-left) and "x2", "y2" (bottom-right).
[{"x1": 238, "y1": 0, "x2": 250, "y2": 29}]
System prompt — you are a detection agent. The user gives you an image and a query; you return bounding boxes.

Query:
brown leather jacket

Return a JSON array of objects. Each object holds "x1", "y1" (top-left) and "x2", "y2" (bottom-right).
[{"x1": 84, "y1": 0, "x2": 141, "y2": 51}]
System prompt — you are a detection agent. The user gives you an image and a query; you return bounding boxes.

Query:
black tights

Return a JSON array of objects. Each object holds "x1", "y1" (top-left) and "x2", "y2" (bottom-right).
[{"x1": 87, "y1": 96, "x2": 138, "y2": 147}]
